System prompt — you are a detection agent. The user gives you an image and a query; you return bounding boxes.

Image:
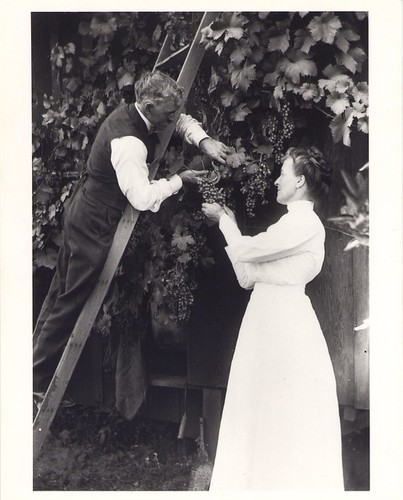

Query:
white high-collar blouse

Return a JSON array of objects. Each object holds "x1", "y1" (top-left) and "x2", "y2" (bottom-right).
[{"x1": 218, "y1": 200, "x2": 325, "y2": 289}]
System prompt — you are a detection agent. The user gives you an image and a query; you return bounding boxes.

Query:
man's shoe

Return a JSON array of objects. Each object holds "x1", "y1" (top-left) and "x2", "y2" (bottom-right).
[{"x1": 33, "y1": 391, "x2": 76, "y2": 411}]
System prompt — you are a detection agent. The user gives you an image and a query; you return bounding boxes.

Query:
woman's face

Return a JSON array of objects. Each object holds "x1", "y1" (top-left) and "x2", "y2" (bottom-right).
[{"x1": 274, "y1": 157, "x2": 302, "y2": 205}]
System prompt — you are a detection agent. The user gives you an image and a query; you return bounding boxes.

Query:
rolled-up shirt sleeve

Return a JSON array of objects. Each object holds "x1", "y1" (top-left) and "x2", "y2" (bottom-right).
[
  {"x1": 175, "y1": 114, "x2": 209, "y2": 147},
  {"x1": 111, "y1": 136, "x2": 182, "y2": 212}
]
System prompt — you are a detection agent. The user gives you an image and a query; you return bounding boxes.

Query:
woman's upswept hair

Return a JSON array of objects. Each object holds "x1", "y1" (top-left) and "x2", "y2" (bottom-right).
[
  {"x1": 283, "y1": 146, "x2": 333, "y2": 201},
  {"x1": 134, "y1": 70, "x2": 184, "y2": 106}
]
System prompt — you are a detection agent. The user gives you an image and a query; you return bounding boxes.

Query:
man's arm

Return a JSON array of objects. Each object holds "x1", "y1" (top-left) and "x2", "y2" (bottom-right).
[
  {"x1": 176, "y1": 114, "x2": 230, "y2": 164},
  {"x1": 111, "y1": 136, "x2": 182, "y2": 212}
]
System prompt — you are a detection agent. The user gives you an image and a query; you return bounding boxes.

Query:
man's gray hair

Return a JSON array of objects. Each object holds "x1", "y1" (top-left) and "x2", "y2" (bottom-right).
[{"x1": 135, "y1": 70, "x2": 184, "y2": 105}]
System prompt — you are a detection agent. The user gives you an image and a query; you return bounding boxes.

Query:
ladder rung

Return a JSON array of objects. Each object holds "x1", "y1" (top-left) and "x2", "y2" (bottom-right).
[{"x1": 154, "y1": 43, "x2": 191, "y2": 70}]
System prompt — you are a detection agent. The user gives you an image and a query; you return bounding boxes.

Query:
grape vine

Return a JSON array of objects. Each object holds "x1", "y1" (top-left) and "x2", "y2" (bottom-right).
[{"x1": 32, "y1": 10, "x2": 368, "y2": 335}]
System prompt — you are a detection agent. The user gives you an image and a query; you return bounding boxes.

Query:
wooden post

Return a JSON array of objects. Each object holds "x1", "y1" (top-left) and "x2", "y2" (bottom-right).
[{"x1": 202, "y1": 388, "x2": 223, "y2": 461}]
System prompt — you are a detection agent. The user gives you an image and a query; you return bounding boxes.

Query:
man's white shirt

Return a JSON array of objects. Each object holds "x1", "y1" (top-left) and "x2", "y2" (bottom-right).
[{"x1": 110, "y1": 103, "x2": 209, "y2": 212}]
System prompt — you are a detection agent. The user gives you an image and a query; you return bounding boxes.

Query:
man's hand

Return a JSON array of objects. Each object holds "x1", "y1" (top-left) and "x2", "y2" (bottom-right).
[
  {"x1": 178, "y1": 169, "x2": 208, "y2": 185},
  {"x1": 201, "y1": 202, "x2": 225, "y2": 223},
  {"x1": 199, "y1": 138, "x2": 230, "y2": 165}
]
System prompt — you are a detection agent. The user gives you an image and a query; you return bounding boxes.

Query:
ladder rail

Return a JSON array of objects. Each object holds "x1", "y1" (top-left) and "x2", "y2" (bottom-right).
[{"x1": 33, "y1": 11, "x2": 220, "y2": 460}]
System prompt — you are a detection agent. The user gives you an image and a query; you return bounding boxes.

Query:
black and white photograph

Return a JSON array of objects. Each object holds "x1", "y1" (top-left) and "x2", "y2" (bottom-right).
[{"x1": 0, "y1": 2, "x2": 402, "y2": 499}]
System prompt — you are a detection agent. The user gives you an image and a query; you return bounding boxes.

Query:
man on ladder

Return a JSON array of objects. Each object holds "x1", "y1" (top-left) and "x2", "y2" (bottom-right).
[{"x1": 33, "y1": 69, "x2": 230, "y2": 410}]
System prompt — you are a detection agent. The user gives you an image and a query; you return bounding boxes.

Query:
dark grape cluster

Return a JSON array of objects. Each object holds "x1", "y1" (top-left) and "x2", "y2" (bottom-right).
[
  {"x1": 241, "y1": 160, "x2": 272, "y2": 217},
  {"x1": 198, "y1": 177, "x2": 226, "y2": 205},
  {"x1": 161, "y1": 269, "x2": 195, "y2": 322}
]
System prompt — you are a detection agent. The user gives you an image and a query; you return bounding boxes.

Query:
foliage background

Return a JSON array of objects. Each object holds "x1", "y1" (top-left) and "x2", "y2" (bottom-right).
[{"x1": 32, "y1": 11, "x2": 368, "y2": 338}]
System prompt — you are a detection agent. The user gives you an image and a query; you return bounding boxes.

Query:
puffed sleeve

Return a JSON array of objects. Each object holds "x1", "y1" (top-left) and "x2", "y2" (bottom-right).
[{"x1": 219, "y1": 211, "x2": 321, "y2": 264}]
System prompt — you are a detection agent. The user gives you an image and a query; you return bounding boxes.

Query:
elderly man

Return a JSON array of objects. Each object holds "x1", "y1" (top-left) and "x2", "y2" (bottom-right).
[{"x1": 33, "y1": 70, "x2": 229, "y2": 406}]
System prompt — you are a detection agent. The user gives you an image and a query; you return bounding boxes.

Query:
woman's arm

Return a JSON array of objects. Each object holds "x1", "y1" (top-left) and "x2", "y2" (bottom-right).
[
  {"x1": 201, "y1": 206, "x2": 255, "y2": 289},
  {"x1": 220, "y1": 211, "x2": 322, "y2": 263}
]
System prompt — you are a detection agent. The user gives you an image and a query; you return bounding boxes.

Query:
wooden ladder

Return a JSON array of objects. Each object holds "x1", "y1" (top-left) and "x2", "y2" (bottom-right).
[{"x1": 33, "y1": 12, "x2": 220, "y2": 460}]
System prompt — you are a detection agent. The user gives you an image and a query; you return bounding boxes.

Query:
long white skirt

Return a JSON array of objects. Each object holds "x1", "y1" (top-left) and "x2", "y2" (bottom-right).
[{"x1": 209, "y1": 283, "x2": 344, "y2": 491}]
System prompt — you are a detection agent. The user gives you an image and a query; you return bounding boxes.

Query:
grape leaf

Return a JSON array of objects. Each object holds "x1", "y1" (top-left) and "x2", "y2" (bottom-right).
[
  {"x1": 225, "y1": 26, "x2": 244, "y2": 41},
  {"x1": 355, "y1": 12, "x2": 367, "y2": 21},
  {"x1": 51, "y1": 45, "x2": 65, "y2": 68},
  {"x1": 352, "y1": 82, "x2": 369, "y2": 105},
  {"x1": 208, "y1": 68, "x2": 220, "y2": 94},
  {"x1": 229, "y1": 12, "x2": 249, "y2": 28},
  {"x1": 118, "y1": 72, "x2": 134, "y2": 89},
  {"x1": 213, "y1": 41, "x2": 223, "y2": 56},
  {"x1": 96, "y1": 102, "x2": 106, "y2": 116},
  {"x1": 300, "y1": 83, "x2": 320, "y2": 101},
  {"x1": 36, "y1": 186, "x2": 53, "y2": 204},
  {"x1": 336, "y1": 51, "x2": 358, "y2": 73},
  {"x1": 172, "y1": 233, "x2": 195, "y2": 251},
  {"x1": 152, "y1": 24, "x2": 162, "y2": 44},
  {"x1": 326, "y1": 91, "x2": 350, "y2": 115},
  {"x1": 336, "y1": 47, "x2": 367, "y2": 73},
  {"x1": 263, "y1": 70, "x2": 280, "y2": 87},
  {"x1": 256, "y1": 144, "x2": 274, "y2": 156},
  {"x1": 319, "y1": 65, "x2": 352, "y2": 91},
  {"x1": 90, "y1": 16, "x2": 118, "y2": 37},
  {"x1": 230, "y1": 64, "x2": 256, "y2": 92},
  {"x1": 220, "y1": 89, "x2": 238, "y2": 108},
  {"x1": 230, "y1": 103, "x2": 252, "y2": 121},
  {"x1": 177, "y1": 253, "x2": 192, "y2": 265},
  {"x1": 64, "y1": 43, "x2": 76, "y2": 55},
  {"x1": 273, "y1": 84, "x2": 284, "y2": 99},
  {"x1": 268, "y1": 30, "x2": 290, "y2": 53},
  {"x1": 357, "y1": 116, "x2": 369, "y2": 134},
  {"x1": 349, "y1": 46, "x2": 367, "y2": 62},
  {"x1": 352, "y1": 102, "x2": 366, "y2": 113},
  {"x1": 230, "y1": 41, "x2": 252, "y2": 65},
  {"x1": 226, "y1": 149, "x2": 246, "y2": 169},
  {"x1": 251, "y1": 45, "x2": 265, "y2": 63},
  {"x1": 34, "y1": 248, "x2": 58, "y2": 269},
  {"x1": 95, "y1": 38, "x2": 109, "y2": 58},
  {"x1": 308, "y1": 13, "x2": 342, "y2": 44},
  {"x1": 244, "y1": 161, "x2": 260, "y2": 174},
  {"x1": 294, "y1": 29, "x2": 316, "y2": 54},
  {"x1": 335, "y1": 29, "x2": 360, "y2": 53},
  {"x1": 78, "y1": 21, "x2": 90, "y2": 36},
  {"x1": 329, "y1": 108, "x2": 354, "y2": 146},
  {"x1": 248, "y1": 21, "x2": 263, "y2": 47},
  {"x1": 281, "y1": 53, "x2": 317, "y2": 84}
]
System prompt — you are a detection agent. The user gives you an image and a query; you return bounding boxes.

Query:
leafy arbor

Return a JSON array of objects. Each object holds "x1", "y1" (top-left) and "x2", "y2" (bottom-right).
[{"x1": 32, "y1": 11, "x2": 368, "y2": 336}]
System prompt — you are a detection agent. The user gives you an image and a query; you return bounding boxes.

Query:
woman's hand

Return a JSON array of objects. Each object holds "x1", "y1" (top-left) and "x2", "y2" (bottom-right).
[{"x1": 201, "y1": 202, "x2": 225, "y2": 223}]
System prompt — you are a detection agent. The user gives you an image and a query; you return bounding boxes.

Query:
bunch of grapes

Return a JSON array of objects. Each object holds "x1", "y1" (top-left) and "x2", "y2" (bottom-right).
[
  {"x1": 281, "y1": 100, "x2": 295, "y2": 140},
  {"x1": 161, "y1": 269, "x2": 195, "y2": 322},
  {"x1": 198, "y1": 177, "x2": 226, "y2": 205},
  {"x1": 241, "y1": 159, "x2": 272, "y2": 217},
  {"x1": 263, "y1": 100, "x2": 296, "y2": 164}
]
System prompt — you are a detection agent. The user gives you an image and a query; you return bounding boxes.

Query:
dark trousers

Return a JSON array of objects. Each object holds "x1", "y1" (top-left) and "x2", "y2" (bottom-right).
[{"x1": 33, "y1": 185, "x2": 123, "y2": 392}]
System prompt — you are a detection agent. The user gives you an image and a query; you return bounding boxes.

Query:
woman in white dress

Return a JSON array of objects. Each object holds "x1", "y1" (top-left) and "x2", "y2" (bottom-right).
[{"x1": 202, "y1": 146, "x2": 344, "y2": 491}]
